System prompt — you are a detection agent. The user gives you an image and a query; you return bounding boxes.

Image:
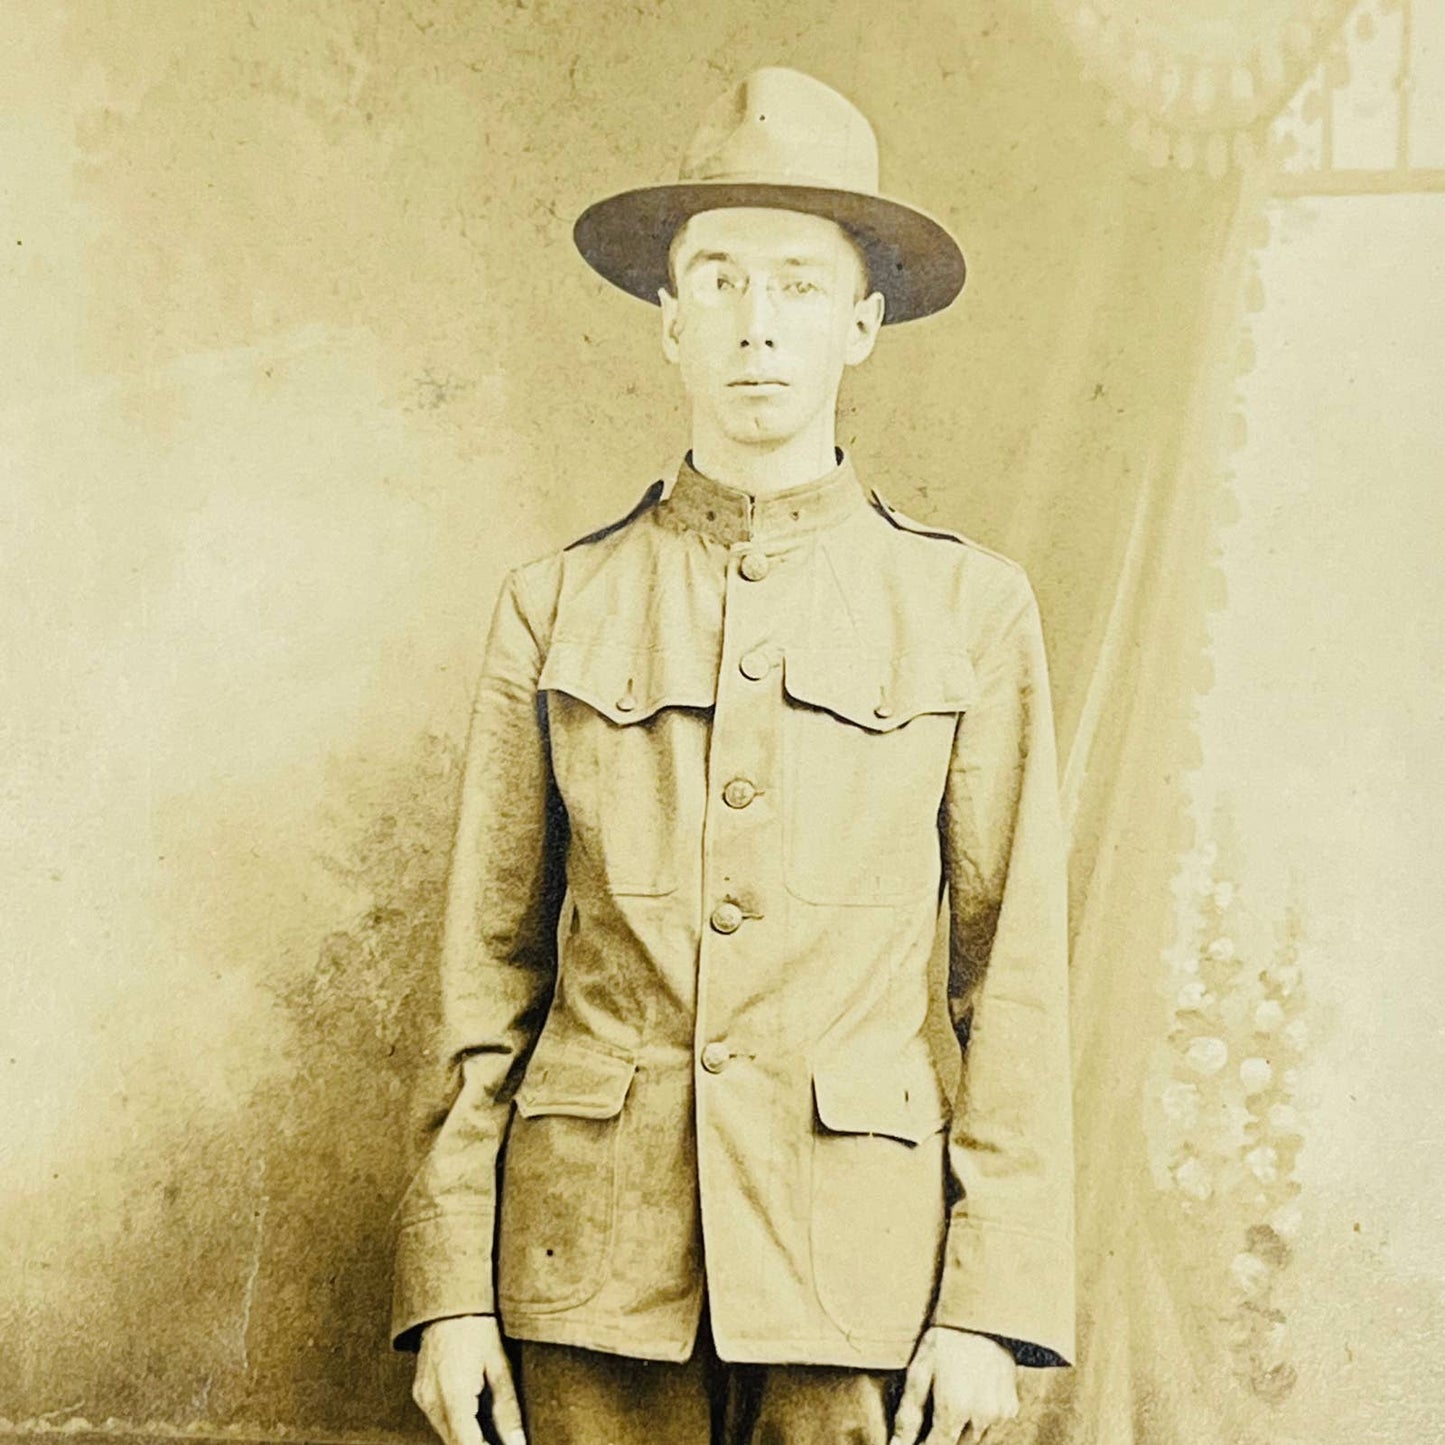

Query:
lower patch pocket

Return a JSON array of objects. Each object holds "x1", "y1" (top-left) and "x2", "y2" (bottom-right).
[
  {"x1": 809, "y1": 1054, "x2": 949, "y2": 1338},
  {"x1": 497, "y1": 1041, "x2": 636, "y2": 1310}
]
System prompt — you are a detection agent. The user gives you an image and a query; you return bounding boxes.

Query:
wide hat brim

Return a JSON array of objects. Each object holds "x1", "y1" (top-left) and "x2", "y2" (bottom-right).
[{"x1": 574, "y1": 181, "x2": 966, "y2": 325}]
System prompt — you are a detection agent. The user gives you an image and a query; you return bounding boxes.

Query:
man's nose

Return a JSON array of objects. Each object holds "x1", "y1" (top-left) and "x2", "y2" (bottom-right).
[{"x1": 738, "y1": 282, "x2": 777, "y2": 349}]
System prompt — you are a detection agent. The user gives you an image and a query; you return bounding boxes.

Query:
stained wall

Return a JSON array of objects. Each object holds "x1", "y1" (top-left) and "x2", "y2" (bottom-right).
[{"x1": 1, "y1": 1, "x2": 1123, "y2": 1435}]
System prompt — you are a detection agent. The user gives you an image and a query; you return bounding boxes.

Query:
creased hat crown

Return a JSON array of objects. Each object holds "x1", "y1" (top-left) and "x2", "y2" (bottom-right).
[{"x1": 681, "y1": 67, "x2": 880, "y2": 194}]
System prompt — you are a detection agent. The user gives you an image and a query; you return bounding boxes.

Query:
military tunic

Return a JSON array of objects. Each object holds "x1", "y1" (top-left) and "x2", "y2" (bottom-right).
[{"x1": 392, "y1": 451, "x2": 1075, "y2": 1370}]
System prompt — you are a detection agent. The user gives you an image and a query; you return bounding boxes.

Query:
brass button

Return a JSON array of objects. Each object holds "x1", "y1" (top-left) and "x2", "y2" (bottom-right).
[
  {"x1": 722, "y1": 777, "x2": 757, "y2": 809},
  {"x1": 740, "y1": 551, "x2": 771, "y2": 582},
  {"x1": 739, "y1": 650, "x2": 771, "y2": 681},
  {"x1": 700, "y1": 1042, "x2": 731, "y2": 1074},
  {"x1": 709, "y1": 900, "x2": 744, "y2": 934}
]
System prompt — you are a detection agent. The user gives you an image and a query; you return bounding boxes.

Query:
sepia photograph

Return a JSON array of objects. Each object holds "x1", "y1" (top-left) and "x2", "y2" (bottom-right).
[{"x1": 3, "y1": 2, "x2": 1442, "y2": 1443}]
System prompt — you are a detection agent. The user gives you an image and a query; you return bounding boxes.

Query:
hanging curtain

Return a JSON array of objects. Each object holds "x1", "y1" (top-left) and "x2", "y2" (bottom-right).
[
  {"x1": 1052, "y1": 0, "x2": 1359, "y2": 173},
  {"x1": 980, "y1": 2, "x2": 1356, "y2": 1438}
]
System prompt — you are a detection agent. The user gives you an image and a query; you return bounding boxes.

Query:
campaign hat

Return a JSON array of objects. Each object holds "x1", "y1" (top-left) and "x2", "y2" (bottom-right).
[{"x1": 573, "y1": 67, "x2": 966, "y2": 324}]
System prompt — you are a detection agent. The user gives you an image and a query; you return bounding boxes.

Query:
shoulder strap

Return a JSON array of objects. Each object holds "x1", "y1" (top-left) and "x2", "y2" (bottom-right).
[
  {"x1": 868, "y1": 488, "x2": 1022, "y2": 570},
  {"x1": 564, "y1": 479, "x2": 666, "y2": 550}
]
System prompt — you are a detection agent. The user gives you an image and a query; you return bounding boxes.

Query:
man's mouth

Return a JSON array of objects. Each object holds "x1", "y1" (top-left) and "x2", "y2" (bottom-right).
[{"x1": 728, "y1": 379, "x2": 789, "y2": 391}]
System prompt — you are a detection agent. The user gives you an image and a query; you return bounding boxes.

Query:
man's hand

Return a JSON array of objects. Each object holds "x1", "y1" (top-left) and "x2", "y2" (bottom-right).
[
  {"x1": 889, "y1": 1326, "x2": 1020, "y2": 1445},
  {"x1": 412, "y1": 1315, "x2": 525, "y2": 1445}
]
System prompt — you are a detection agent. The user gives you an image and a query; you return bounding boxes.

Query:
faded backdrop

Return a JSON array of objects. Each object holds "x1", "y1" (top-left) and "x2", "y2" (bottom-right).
[{"x1": 4, "y1": 2, "x2": 1443, "y2": 1444}]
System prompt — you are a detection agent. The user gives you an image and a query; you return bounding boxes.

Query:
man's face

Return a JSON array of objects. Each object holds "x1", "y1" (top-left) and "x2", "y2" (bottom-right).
[{"x1": 659, "y1": 207, "x2": 885, "y2": 449}]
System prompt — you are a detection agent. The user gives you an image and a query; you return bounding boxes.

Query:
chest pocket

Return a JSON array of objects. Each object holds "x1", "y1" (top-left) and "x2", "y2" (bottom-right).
[
  {"x1": 780, "y1": 646, "x2": 977, "y2": 905},
  {"x1": 539, "y1": 639, "x2": 715, "y2": 897}
]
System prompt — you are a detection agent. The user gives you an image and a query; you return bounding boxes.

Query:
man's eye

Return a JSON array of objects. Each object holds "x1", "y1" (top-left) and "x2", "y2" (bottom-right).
[
  {"x1": 715, "y1": 274, "x2": 735, "y2": 291},
  {"x1": 785, "y1": 279, "x2": 820, "y2": 296}
]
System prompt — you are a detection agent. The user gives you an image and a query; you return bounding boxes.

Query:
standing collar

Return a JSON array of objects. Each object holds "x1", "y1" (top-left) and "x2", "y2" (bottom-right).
[{"x1": 661, "y1": 449, "x2": 868, "y2": 545}]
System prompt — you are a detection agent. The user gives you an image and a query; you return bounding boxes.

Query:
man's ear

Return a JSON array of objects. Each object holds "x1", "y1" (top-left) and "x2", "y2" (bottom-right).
[
  {"x1": 659, "y1": 288, "x2": 682, "y2": 363},
  {"x1": 844, "y1": 289, "x2": 886, "y2": 367}
]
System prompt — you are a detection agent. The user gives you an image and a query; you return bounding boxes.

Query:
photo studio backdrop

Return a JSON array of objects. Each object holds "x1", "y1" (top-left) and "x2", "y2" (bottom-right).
[{"x1": 4, "y1": 2, "x2": 1441, "y2": 1442}]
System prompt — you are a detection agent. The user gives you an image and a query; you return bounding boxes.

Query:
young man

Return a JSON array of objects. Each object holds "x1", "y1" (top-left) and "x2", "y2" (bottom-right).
[{"x1": 393, "y1": 68, "x2": 1074, "y2": 1445}]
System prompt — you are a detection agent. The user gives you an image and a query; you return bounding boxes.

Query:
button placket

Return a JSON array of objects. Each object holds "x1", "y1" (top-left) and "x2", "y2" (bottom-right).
[
  {"x1": 739, "y1": 550, "x2": 771, "y2": 582},
  {"x1": 738, "y1": 646, "x2": 777, "y2": 681},
  {"x1": 700, "y1": 1042, "x2": 731, "y2": 1074},
  {"x1": 709, "y1": 899, "x2": 745, "y2": 934},
  {"x1": 694, "y1": 533, "x2": 798, "y2": 1095},
  {"x1": 722, "y1": 777, "x2": 758, "y2": 809}
]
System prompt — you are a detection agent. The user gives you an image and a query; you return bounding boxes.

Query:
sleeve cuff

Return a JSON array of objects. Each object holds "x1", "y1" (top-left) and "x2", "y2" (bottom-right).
[
  {"x1": 391, "y1": 1208, "x2": 498, "y2": 1351},
  {"x1": 931, "y1": 1218, "x2": 1076, "y2": 1367},
  {"x1": 973, "y1": 1332, "x2": 1071, "y2": 1369}
]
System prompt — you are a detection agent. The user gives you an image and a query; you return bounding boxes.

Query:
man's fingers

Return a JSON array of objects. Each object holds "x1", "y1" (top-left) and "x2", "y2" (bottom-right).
[
  {"x1": 889, "y1": 1398, "x2": 925, "y2": 1445},
  {"x1": 435, "y1": 1388, "x2": 485, "y2": 1445},
  {"x1": 969, "y1": 1394, "x2": 1016, "y2": 1438},
  {"x1": 410, "y1": 1378, "x2": 451, "y2": 1445},
  {"x1": 956, "y1": 1411, "x2": 1002, "y2": 1444},
  {"x1": 888, "y1": 1353, "x2": 935, "y2": 1445},
  {"x1": 481, "y1": 1349, "x2": 527, "y2": 1445},
  {"x1": 924, "y1": 1401, "x2": 1010, "y2": 1445},
  {"x1": 920, "y1": 1410, "x2": 964, "y2": 1445}
]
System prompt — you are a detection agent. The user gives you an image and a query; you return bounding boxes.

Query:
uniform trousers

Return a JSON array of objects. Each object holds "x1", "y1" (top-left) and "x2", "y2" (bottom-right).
[{"x1": 515, "y1": 1305, "x2": 903, "y2": 1445}]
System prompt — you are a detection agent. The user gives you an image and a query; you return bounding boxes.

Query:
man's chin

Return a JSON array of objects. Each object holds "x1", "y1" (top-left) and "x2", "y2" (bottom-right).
[{"x1": 717, "y1": 408, "x2": 807, "y2": 447}]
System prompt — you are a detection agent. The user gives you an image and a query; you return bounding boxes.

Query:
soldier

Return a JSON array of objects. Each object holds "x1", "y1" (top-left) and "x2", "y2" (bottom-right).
[{"x1": 394, "y1": 67, "x2": 1074, "y2": 1445}]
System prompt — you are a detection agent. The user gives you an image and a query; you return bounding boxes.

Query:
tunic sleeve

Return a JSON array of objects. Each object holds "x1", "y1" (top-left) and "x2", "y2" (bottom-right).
[
  {"x1": 932, "y1": 569, "x2": 1076, "y2": 1367},
  {"x1": 390, "y1": 566, "x2": 568, "y2": 1350}
]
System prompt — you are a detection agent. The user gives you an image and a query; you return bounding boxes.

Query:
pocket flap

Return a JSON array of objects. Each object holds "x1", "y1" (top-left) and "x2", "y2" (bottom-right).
[
  {"x1": 782, "y1": 647, "x2": 977, "y2": 733},
  {"x1": 539, "y1": 638, "x2": 717, "y2": 724},
  {"x1": 812, "y1": 1054, "x2": 948, "y2": 1144},
  {"x1": 514, "y1": 1037, "x2": 637, "y2": 1119}
]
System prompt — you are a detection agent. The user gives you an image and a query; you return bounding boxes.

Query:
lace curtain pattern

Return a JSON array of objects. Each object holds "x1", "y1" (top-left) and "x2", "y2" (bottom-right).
[{"x1": 999, "y1": 3, "x2": 1359, "y2": 1439}]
